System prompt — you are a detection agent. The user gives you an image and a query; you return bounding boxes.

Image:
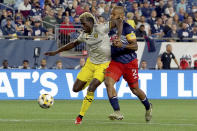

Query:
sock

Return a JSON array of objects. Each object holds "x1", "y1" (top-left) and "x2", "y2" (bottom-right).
[
  {"x1": 109, "y1": 96, "x2": 120, "y2": 111},
  {"x1": 141, "y1": 97, "x2": 150, "y2": 110},
  {"x1": 79, "y1": 91, "x2": 94, "y2": 117}
]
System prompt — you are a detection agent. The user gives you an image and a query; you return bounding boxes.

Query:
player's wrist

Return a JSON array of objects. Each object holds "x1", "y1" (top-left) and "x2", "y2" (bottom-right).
[{"x1": 122, "y1": 44, "x2": 126, "y2": 49}]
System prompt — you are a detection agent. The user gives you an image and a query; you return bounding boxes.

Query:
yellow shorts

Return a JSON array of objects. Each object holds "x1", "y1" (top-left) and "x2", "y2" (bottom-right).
[{"x1": 77, "y1": 58, "x2": 110, "y2": 88}]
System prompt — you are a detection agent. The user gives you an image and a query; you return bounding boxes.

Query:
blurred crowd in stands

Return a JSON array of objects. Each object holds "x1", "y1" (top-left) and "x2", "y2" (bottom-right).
[
  {"x1": 0, "y1": 0, "x2": 197, "y2": 41},
  {"x1": 1, "y1": 0, "x2": 197, "y2": 70}
]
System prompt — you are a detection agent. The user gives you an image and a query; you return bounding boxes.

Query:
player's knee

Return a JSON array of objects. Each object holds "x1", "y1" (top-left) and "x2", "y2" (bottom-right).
[{"x1": 73, "y1": 86, "x2": 79, "y2": 92}]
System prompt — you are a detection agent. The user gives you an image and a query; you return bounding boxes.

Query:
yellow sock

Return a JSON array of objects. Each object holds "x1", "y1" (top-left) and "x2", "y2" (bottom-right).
[{"x1": 79, "y1": 91, "x2": 94, "y2": 116}]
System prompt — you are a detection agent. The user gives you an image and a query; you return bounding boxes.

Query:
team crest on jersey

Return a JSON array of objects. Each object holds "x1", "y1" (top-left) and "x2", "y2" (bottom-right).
[{"x1": 94, "y1": 33, "x2": 98, "y2": 38}]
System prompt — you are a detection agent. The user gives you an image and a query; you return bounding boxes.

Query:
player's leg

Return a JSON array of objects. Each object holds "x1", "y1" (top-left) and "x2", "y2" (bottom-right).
[
  {"x1": 72, "y1": 79, "x2": 87, "y2": 92},
  {"x1": 75, "y1": 61, "x2": 109, "y2": 124},
  {"x1": 74, "y1": 58, "x2": 94, "y2": 124},
  {"x1": 105, "y1": 61, "x2": 124, "y2": 120},
  {"x1": 124, "y1": 59, "x2": 152, "y2": 122},
  {"x1": 77, "y1": 79, "x2": 101, "y2": 121}
]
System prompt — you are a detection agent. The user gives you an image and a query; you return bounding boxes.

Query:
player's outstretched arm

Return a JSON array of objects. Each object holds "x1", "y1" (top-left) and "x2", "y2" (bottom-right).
[
  {"x1": 113, "y1": 39, "x2": 138, "y2": 51},
  {"x1": 44, "y1": 40, "x2": 81, "y2": 56}
]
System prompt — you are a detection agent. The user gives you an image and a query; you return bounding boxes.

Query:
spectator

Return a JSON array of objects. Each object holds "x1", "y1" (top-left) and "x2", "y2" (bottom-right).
[
  {"x1": 74, "y1": 57, "x2": 86, "y2": 69},
  {"x1": 65, "y1": 1, "x2": 74, "y2": 16},
  {"x1": 2, "y1": 18, "x2": 16, "y2": 37},
  {"x1": 97, "y1": 0, "x2": 106, "y2": 15},
  {"x1": 0, "y1": 59, "x2": 11, "y2": 69},
  {"x1": 191, "y1": 5, "x2": 197, "y2": 15},
  {"x1": 133, "y1": 11, "x2": 141, "y2": 25},
  {"x1": 163, "y1": 18, "x2": 173, "y2": 36},
  {"x1": 84, "y1": 4, "x2": 91, "y2": 13},
  {"x1": 161, "y1": 14, "x2": 168, "y2": 24},
  {"x1": 190, "y1": 24, "x2": 197, "y2": 42},
  {"x1": 1, "y1": 10, "x2": 15, "y2": 28},
  {"x1": 15, "y1": 16, "x2": 25, "y2": 36},
  {"x1": 155, "y1": 0, "x2": 165, "y2": 18},
  {"x1": 53, "y1": 0, "x2": 65, "y2": 14},
  {"x1": 193, "y1": 12, "x2": 197, "y2": 24},
  {"x1": 73, "y1": 0, "x2": 84, "y2": 15},
  {"x1": 73, "y1": 16, "x2": 81, "y2": 27},
  {"x1": 152, "y1": 18, "x2": 164, "y2": 38},
  {"x1": 44, "y1": 0, "x2": 54, "y2": 7},
  {"x1": 140, "y1": 60, "x2": 148, "y2": 70},
  {"x1": 187, "y1": 16, "x2": 194, "y2": 32},
  {"x1": 59, "y1": 16, "x2": 75, "y2": 45},
  {"x1": 19, "y1": 60, "x2": 31, "y2": 69},
  {"x1": 129, "y1": 2, "x2": 140, "y2": 13},
  {"x1": 54, "y1": 60, "x2": 63, "y2": 69},
  {"x1": 91, "y1": 0, "x2": 97, "y2": 9},
  {"x1": 38, "y1": 59, "x2": 47, "y2": 69},
  {"x1": 160, "y1": 44, "x2": 179, "y2": 69},
  {"x1": 176, "y1": 0, "x2": 186, "y2": 13},
  {"x1": 165, "y1": 7, "x2": 175, "y2": 18},
  {"x1": 47, "y1": 28, "x2": 55, "y2": 40},
  {"x1": 56, "y1": 10, "x2": 63, "y2": 24},
  {"x1": 147, "y1": 10, "x2": 157, "y2": 29},
  {"x1": 91, "y1": 6, "x2": 99, "y2": 19},
  {"x1": 166, "y1": 24, "x2": 179, "y2": 42},
  {"x1": 101, "y1": 5, "x2": 110, "y2": 21},
  {"x1": 98, "y1": 16, "x2": 105, "y2": 24},
  {"x1": 173, "y1": 14, "x2": 181, "y2": 29},
  {"x1": 137, "y1": 16, "x2": 151, "y2": 36},
  {"x1": 18, "y1": 0, "x2": 31, "y2": 18},
  {"x1": 141, "y1": 1, "x2": 152, "y2": 18},
  {"x1": 32, "y1": 19, "x2": 48, "y2": 39},
  {"x1": 136, "y1": 24, "x2": 147, "y2": 38},
  {"x1": 24, "y1": 19, "x2": 33, "y2": 36},
  {"x1": 0, "y1": 9, "x2": 7, "y2": 24},
  {"x1": 43, "y1": 10, "x2": 57, "y2": 29},
  {"x1": 178, "y1": 7, "x2": 185, "y2": 22},
  {"x1": 126, "y1": 12, "x2": 136, "y2": 29},
  {"x1": 69, "y1": 9, "x2": 77, "y2": 23},
  {"x1": 178, "y1": 22, "x2": 191, "y2": 41},
  {"x1": 30, "y1": 1, "x2": 43, "y2": 22},
  {"x1": 156, "y1": 59, "x2": 163, "y2": 70}
]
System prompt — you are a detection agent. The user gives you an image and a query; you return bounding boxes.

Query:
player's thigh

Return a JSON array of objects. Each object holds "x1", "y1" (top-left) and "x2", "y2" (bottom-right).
[
  {"x1": 123, "y1": 59, "x2": 139, "y2": 88},
  {"x1": 105, "y1": 61, "x2": 123, "y2": 83},
  {"x1": 92, "y1": 62, "x2": 109, "y2": 83},
  {"x1": 77, "y1": 60, "x2": 94, "y2": 88}
]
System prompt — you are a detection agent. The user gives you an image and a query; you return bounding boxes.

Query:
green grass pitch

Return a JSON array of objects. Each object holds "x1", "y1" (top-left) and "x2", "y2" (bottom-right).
[{"x1": 0, "y1": 100, "x2": 196, "y2": 131}]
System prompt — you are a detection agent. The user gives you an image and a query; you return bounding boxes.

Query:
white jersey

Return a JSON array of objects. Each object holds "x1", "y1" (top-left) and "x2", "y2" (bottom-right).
[{"x1": 77, "y1": 23, "x2": 111, "y2": 64}]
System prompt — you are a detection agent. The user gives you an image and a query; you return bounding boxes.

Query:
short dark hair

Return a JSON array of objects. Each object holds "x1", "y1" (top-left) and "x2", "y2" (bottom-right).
[{"x1": 23, "y1": 60, "x2": 29, "y2": 63}]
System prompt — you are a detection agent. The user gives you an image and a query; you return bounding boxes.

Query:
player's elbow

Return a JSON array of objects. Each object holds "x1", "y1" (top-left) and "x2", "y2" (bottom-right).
[{"x1": 133, "y1": 44, "x2": 138, "y2": 51}]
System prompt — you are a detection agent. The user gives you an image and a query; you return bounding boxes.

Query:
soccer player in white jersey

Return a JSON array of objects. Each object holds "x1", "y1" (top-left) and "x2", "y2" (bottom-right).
[{"x1": 45, "y1": 12, "x2": 121, "y2": 124}]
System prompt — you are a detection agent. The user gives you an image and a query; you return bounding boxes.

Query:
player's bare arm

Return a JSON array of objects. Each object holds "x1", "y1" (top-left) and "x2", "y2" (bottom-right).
[
  {"x1": 113, "y1": 39, "x2": 138, "y2": 51},
  {"x1": 44, "y1": 40, "x2": 81, "y2": 56}
]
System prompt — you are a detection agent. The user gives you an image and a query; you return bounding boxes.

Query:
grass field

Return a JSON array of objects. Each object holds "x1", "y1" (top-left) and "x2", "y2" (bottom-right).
[{"x1": 0, "y1": 100, "x2": 196, "y2": 131}]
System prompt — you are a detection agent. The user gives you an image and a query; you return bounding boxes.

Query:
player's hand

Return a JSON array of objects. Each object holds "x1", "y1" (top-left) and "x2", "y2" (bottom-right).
[
  {"x1": 112, "y1": 39, "x2": 123, "y2": 48},
  {"x1": 44, "y1": 51, "x2": 58, "y2": 56}
]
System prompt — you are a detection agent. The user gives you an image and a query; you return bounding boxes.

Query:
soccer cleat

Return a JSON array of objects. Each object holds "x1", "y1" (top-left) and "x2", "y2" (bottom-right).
[
  {"x1": 108, "y1": 111, "x2": 124, "y2": 120},
  {"x1": 145, "y1": 103, "x2": 152, "y2": 122},
  {"x1": 75, "y1": 116, "x2": 82, "y2": 124}
]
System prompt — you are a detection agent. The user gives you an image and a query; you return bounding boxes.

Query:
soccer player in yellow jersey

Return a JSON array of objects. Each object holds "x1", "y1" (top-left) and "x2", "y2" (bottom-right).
[{"x1": 45, "y1": 12, "x2": 122, "y2": 124}]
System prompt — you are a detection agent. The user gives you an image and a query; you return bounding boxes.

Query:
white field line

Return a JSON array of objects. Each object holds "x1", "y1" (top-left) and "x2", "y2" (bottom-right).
[{"x1": 0, "y1": 119, "x2": 196, "y2": 126}]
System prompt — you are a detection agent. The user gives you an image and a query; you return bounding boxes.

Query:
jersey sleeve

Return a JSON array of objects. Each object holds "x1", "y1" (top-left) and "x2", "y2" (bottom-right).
[
  {"x1": 77, "y1": 32, "x2": 84, "y2": 42},
  {"x1": 172, "y1": 53, "x2": 175, "y2": 59},
  {"x1": 124, "y1": 25, "x2": 137, "y2": 41}
]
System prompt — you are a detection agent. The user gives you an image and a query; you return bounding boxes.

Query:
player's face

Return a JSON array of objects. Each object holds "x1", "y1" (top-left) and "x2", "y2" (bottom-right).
[
  {"x1": 110, "y1": 9, "x2": 122, "y2": 20},
  {"x1": 167, "y1": 45, "x2": 172, "y2": 52},
  {"x1": 80, "y1": 19, "x2": 93, "y2": 33}
]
